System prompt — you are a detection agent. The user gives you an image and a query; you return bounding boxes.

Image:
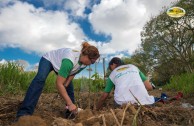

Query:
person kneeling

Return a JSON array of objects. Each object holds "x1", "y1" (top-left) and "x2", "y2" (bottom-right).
[{"x1": 97, "y1": 57, "x2": 155, "y2": 110}]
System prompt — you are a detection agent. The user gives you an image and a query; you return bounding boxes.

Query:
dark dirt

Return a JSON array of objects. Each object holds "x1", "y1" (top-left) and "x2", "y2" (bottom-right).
[{"x1": 1, "y1": 89, "x2": 194, "y2": 126}]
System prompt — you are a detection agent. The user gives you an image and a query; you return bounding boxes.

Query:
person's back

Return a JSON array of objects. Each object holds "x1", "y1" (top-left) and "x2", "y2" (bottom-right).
[{"x1": 109, "y1": 64, "x2": 155, "y2": 105}]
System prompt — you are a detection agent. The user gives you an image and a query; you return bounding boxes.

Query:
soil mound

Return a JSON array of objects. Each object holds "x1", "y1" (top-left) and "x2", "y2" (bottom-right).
[
  {"x1": 11, "y1": 115, "x2": 46, "y2": 126},
  {"x1": 1, "y1": 90, "x2": 194, "y2": 126}
]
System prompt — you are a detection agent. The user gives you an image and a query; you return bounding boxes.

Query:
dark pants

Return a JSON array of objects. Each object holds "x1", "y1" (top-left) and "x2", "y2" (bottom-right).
[
  {"x1": 114, "y1": 101, "x2": 121, "y2": 108},
  {"x1": 16, "y1": 57, "x2": 75, "y2": 118}
]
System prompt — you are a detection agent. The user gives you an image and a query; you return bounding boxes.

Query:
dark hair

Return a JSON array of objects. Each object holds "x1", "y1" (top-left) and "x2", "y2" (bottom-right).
[
  {"x1": 108, "y1": 57, "x2": 124, "y2": 69},
  {"x1": 81, "y1": 42, "x2": 100, "y2": 59}
]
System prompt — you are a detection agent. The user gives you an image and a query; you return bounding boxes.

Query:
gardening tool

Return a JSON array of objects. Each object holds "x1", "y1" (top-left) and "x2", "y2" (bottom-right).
[{"x1": 64, "y1": 106, "x2": 83, "y2": 119}]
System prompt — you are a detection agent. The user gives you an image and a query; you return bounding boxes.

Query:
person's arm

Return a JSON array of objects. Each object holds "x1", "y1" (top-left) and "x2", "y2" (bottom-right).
[
  {"x1": 56, "y1": 75, "x2": 76, "y2": 111},
  {"x1": 139, "y1": 71, "x2": 153, "y2": 91},
  {"x1": 96, "y1": 78, "x2": 114, "y2": 110},
  {"x1": 143, "y1": 80, "x2": 153, "y2": 91},
  {"x1": 96, "y1": 92, "x2": 109, "y2": 110},
  {"x1": 64, "y1": 75, "x2": 75, "y2": 87},
  {"x1": 57, "y1": 59, "x2": 77, "y2": 112}
]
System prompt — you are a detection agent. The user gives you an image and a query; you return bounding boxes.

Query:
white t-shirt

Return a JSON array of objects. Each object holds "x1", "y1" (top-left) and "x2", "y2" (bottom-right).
[
  {"x1": 43, "y1": 48, "x2": 86, "y2": 75},
  {"x1": 109, "y1": 64, "x2": 155, "y2": 105}
]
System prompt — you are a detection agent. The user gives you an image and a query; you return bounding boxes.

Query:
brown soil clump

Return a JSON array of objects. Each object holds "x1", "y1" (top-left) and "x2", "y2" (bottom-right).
[{"x1": 11, "y1": 115, "x2": 46, "y2": 126}]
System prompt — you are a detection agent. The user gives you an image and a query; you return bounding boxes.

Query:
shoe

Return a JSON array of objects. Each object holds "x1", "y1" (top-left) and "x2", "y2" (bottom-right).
[{"x1": 160, "y1": 93, "x2": 168, "y2": 101}]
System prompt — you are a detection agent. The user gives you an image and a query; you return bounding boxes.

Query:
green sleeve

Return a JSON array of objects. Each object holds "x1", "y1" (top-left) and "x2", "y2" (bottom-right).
[
  {"x1": 139, "y1": 70, "x2": 147, "y2": 82},
  {"x1": 104, "y1": 77, "x2": 114, "y2": 93},
  {"x1": 58, "y1": 59, "x2": 73, "y2": 78}
]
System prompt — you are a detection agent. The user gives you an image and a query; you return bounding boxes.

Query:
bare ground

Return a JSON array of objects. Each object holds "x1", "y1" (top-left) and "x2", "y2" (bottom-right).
[{"x1": 1, "y1": 89, "x2": 194, "y2": 126}]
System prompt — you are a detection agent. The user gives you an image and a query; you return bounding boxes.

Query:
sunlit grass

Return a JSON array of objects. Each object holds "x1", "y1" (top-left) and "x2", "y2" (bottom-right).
[
  {"x1": 0, "y1": 63, "x2": 104, "y2": 96},
  {"x1": 0, "y1": 62, "x2": 31, "y2": 95},
  {"x1": 0, "y1": 62, "x2": 57, "y2": 95}
]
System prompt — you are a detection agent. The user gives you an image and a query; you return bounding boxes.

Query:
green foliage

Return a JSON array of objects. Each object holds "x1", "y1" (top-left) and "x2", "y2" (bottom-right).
[
  {"x1": 44, "y1": 71, "x2": 57, "y2": 93},
  {"x1": 164, "y1": 72, "x2": 194, "y2": 95},
  {"x1": 0, "y1": 62, "x2": 33, "y2": 95},
  {"x1": 73, "y1": 73, "x2": 104, "y2": 94},
  {"x1": 91, "y1": 72, "x2": 104, "y2": 92},
  {"x1": 0, "y1": 62, "x2": 111, "y2": 97},
  {"x1": 73, "y1": 77, "x2": 89, "y2": 92},
  {"x1": 0, "y1": 62, "x2": 57, "y2": 95},
  {"x1": 138, "y1": 0, "x2": 194, "y2": 83}
]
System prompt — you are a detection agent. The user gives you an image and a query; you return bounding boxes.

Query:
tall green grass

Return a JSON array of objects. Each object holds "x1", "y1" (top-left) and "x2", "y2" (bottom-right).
[
  {"x1": 0, "y1": 62, "x2": 56, "y2": 95},
  {"x1": 44, "y1": 71, "x2": 57, "y2": 93},
  {"x1": 73, "y1": 77, "x2": 89, "y2": 92},
  {"x1": 0, "y1": 62, "x2": 105, "y2": 96},
  {"x1": 164, "y1": 72, "x2": 194, "y2": 95},
  {"x1": 0, "y1": 62, "x2": 32, "y2": 95}
]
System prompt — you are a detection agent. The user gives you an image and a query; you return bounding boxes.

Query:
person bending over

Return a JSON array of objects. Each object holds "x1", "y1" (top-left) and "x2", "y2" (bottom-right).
[{"x1": 17, "y1": 42, "x2": 100, "y2": 119}]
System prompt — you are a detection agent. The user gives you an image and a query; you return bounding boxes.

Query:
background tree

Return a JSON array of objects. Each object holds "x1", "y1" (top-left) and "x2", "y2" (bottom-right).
[{"x1": 137, "y1": 0, "x2": 194, "y2": 84}]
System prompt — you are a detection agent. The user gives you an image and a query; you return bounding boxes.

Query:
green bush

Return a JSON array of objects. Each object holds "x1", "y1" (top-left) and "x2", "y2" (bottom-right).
[{"x1": 164, "y1": 72, "x2": 194, "y2": 95}]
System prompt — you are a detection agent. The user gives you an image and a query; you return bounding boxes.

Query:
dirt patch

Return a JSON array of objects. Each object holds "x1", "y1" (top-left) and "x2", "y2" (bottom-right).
[
  {"x1": 11, "y1": 115, "x2": 47, "y2": 126},
  {"x1": 1, "y1": 90, "x2": 194, "y2": 126}
]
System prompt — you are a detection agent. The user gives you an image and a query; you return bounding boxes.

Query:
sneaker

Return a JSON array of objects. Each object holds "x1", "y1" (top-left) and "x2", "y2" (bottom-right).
[{"x1": 160, "y1": 93, "x2": 168, "y2": 101}]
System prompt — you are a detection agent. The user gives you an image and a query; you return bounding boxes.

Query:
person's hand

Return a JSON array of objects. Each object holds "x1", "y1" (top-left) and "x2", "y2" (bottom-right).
[{"x1": 68, "y1": 104, "x2": 77, "y2": 114}]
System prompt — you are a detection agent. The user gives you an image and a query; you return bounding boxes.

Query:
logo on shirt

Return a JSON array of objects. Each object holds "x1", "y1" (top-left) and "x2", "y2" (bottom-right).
[
  {"x1": 116, "y1": 66, "x2": 129, "y2": 72},
  {"x1": 72, "y1": 49, "x2": 79, "y2": 52}
]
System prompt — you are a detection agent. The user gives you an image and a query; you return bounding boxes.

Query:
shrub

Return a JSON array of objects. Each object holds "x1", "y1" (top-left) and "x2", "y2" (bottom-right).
[{"x1": 164, "y1": 72, "x2": 194, "y2": 95}]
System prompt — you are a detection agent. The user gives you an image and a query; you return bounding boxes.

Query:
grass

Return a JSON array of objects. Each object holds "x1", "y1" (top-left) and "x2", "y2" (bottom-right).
[
  {"x1": 44, "y1": 72, "x2": 57, "y2": 93},
  {"x1": 0, "y1": 62, "x2": 57, "y2": 95},
  {"x1": 164, "y1": 72, "x2": 194, "y2": 95},
  {"x1": 0, "y1": 62, "x2": 105, "y2": 96},
  {"x1": 0, "y1": 62, "x2": 31, "y2": 95},
  {"x1": 1, "y1": 62, "x2": 193, "y2": 96}
]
